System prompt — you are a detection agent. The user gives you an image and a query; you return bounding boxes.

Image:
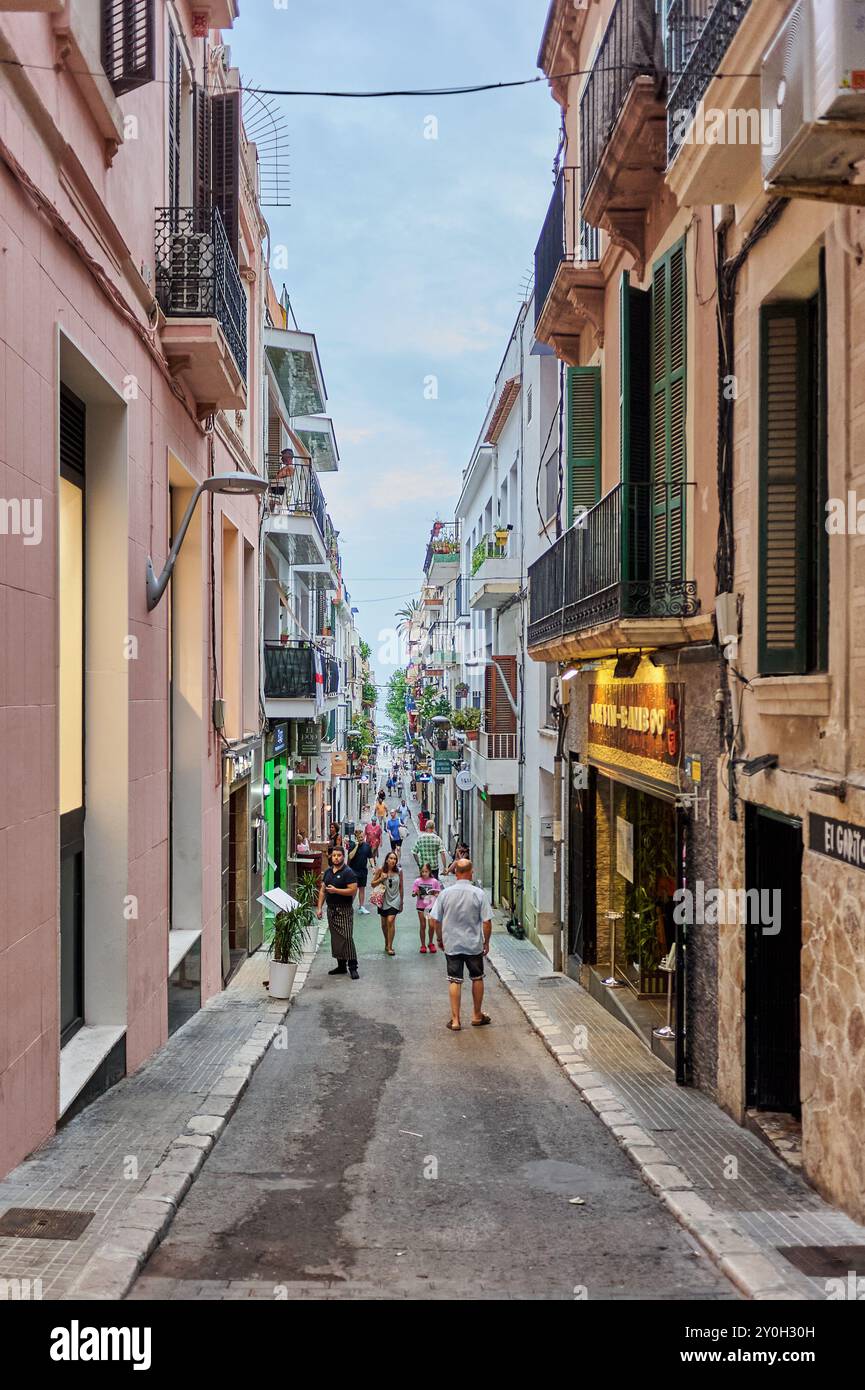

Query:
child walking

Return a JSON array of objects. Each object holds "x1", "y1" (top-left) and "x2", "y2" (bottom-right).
[{"x1": 412, "y1": 862, "x2": 443, "y2": 954}]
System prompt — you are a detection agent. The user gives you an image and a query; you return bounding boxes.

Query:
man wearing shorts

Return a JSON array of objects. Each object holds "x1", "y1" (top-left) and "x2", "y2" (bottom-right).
[{"x1": 428, "y1": 858, "x2": 492, "y2": 1032}]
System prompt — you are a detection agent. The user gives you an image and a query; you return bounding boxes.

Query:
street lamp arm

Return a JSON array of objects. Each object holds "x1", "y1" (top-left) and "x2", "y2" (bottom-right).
[{"x1": 145, "y1": 480, "x2": 206, "y2": 611}]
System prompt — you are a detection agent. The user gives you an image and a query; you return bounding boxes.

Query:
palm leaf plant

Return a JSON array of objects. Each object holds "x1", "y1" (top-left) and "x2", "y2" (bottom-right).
[{"x1": 265, "y1": 871, "x2": 318, "y2": 965}]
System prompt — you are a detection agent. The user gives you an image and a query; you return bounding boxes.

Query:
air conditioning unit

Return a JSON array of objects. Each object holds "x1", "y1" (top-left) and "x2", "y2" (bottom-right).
[
  {"x1": 168, "y1": 233, "x2": 211, "y2": 313},
  {"x1": 762, "y1": 0, "x2": 865, "y2": 187}
]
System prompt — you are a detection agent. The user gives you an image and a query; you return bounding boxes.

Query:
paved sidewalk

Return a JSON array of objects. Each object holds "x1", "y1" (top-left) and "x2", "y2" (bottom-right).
[
  {"x1": 0, "y1": 929, "x2": 324, "y2": 1300},
  {"x1": 488, "y1": 932, "x2": 865, "y2": 1300}
]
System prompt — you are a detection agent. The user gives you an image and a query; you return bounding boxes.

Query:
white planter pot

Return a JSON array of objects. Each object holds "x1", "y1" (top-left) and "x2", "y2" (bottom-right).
[{"x1": 268, "y1": 960, "x2": 298, "y2": 1000}]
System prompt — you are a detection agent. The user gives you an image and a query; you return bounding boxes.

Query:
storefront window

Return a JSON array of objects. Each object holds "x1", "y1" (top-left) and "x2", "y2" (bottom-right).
[{"x1": 595, "y1": 775, "x2": 676, "y2": 995}]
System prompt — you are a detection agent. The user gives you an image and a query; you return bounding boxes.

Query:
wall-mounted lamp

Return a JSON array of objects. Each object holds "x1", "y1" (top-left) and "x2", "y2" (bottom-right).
[
  {"x1": 262, "y1": 780, "x2": 272, "y2": 799},
  {"x1": 146, "y1": 472, "x2": 268, "y2": 611}
]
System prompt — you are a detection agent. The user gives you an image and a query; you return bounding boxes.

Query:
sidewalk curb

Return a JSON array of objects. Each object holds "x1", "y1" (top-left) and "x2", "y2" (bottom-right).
[
  {"x1": 488, "y1": 949, "x2": 810, "y2": 1303},
  {"x1": 66, "y1": 928, "x2": 327, "y2": 1302}
]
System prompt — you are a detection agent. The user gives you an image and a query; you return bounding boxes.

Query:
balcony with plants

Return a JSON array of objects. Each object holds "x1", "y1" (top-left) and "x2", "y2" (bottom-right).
[
  {"x1": 469, "y1": 527, "x2": 520, "y2": 611},
  {"x1": 579, "y1": 0, "x2": 667, "y2": 278},
  {"x1": 533, "y1": 166, "x2": 604, "y2": 363},
  {"x1": 423, "y1": 520, "x2": 461, "y2": 579},
  {"x1": 526, "y1": 481, "x2": 711, "y2": 661},
  {"x1": 155, "y1": 204, "x2": 247, "y2": 415}
]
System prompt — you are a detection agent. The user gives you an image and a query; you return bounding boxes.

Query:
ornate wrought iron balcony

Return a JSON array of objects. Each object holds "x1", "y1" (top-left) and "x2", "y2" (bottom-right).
[
  {"x1": 155, "y1": 205, "x2": 247, "y2": 382},
  {"x1": 527, "y1": 482, "x2": 699, "y2": 649},
  {"x1": 534, "y1": 167, "x2": 601, "y2": 331},
  {"x1": 579, "y1": 0, "x2": 662, "y2": 211},
  {"x1": 666, "y1": 0, "x2": 753, "y2": 164},
  {"x1": 265, "y1": 455, "x2": 327, "y2": 538}
]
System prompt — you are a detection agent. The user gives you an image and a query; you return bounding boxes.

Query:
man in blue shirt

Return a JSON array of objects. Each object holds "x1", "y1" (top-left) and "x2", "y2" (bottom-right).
[{"x1": 385, "y1": 810, "x2": 403, "y2": 861}]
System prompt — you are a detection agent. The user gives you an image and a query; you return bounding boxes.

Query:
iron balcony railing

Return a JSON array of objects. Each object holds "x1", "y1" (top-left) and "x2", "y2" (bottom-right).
[
  {"x1": 265, "y1": 455, "x2": 326, "y2": 537},
  {"x1": 534, "y1": 167, "x2": 601, "y2": 327},
  {"x1": 471, "y1": 536, "x2": 508, "y2": 576},
  {"x1": 263, "y1": 641, "x2": 339, "y2": 700},
  {"x1": 527, "y1": 481, "x2": 699, "y2": 646},
  {"x1": 666, "y1": 0, "x2": 753, "y2": 163},
  {"x1": 423, "y1": 521, "x2": 460, "y2": 575},
  {"x1": 155, "y1": 205, "x2": 247, "y2": 381},
  {"x1": 579, "y1": 0, "x2": 661, "y2": 210}
]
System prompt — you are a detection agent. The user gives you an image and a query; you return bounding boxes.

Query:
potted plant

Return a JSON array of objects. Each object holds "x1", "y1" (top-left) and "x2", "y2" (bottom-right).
[
  {"x1": 265, "y1": 871, "x2": 317, "y2": 999},
  {"x1": 494, "y1": 523, "x2": 511, "y2": 549}
]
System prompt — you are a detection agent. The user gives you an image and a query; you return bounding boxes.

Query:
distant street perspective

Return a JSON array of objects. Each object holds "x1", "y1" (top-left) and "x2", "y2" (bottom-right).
[{"x1": 1, "y1": 0, "x2": 865, "y2": 1342}]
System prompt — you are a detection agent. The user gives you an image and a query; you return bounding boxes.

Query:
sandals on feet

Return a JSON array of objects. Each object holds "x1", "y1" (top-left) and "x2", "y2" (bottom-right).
[
  {"x1": 471, "y1": 1013, "x2": 492, "y2": 1026},
  {"x1": 446, "y1": 1020, "x2": 461, "y2": 1031}
]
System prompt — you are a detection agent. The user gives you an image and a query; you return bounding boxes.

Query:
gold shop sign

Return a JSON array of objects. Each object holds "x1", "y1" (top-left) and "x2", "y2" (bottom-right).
[{"x1": 588, "y1": 682, "x2": 684, "y2": 774}]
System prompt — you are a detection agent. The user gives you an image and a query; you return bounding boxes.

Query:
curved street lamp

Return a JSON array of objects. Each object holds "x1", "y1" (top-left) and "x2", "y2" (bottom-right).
[
  {"x1": 462, "y1": 656, "x2": 519, "y2": 718},
  {"x1": 146, "y1": 472, "x2": 269, "y2": 611}
]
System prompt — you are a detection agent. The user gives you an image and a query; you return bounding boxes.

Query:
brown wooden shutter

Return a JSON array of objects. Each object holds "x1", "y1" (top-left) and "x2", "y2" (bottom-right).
[
  {"x1": 212, "y1": 91, "x2": 241, "y2": 260},
  {"x1": 758, "y1": 303, "x2": 810, "y2": 674},
  {"x1": 167, "y1": 23, "x2": 181, "y2": 215},
  {"x1": 102, "y1": 0, "x2": 155, "y2": 97},
  {"x1": 268, "y1": 412, "x2": 282, "y2": 462},
  {"x1": 193, "y1": 83, "x2": 211, "y2": 212},
  {"x1": 485, "y1": 656, "x2": 517, "y2": 735}
]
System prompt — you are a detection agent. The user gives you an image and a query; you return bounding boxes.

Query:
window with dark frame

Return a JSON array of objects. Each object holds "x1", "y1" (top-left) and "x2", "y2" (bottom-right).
[{"x1": 758, "y1": 251, "x2": 829, "y2": 676}]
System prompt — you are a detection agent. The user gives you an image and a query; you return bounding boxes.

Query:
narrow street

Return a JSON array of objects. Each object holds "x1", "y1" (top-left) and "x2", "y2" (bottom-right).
[{"x1": 129, "y1": 816, "x2": 734, "y2": 1300}]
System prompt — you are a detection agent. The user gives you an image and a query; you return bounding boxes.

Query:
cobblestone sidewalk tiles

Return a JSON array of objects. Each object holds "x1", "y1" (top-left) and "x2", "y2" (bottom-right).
[
  {"x1": 488, "y1": 933, "x2": 865, "y2": 1301},
  {"x1": 0, "y1": 928, "x2": 326, "y2": 1301}
]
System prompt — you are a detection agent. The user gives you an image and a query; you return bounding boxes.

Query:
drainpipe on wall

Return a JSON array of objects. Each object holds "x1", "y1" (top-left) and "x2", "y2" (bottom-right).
[{"x1": 551, "y1": 690, "x2": 568, "y2": 974}]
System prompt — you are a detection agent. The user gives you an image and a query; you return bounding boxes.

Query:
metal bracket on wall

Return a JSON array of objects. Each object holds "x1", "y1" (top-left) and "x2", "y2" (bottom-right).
[{"x1": 675, "y1": 785, "x2": 710, "y2": 824}]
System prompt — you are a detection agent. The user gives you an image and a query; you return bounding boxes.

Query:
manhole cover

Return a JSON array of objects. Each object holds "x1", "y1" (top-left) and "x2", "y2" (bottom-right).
[
  {"x1": 0, "y1": 1207, "x2": 95, "y2": 1240},
  {"x1": 537, "y1": 977, "x2": 564, "y2": 987},
  {"x1": 778, "y1": 1245, "x2": 865, "y2": 1278}
]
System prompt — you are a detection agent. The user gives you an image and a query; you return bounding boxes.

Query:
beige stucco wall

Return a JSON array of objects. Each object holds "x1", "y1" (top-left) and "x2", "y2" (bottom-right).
[{"x1": 716, "y1": 199, "x2": 865, "y2": 1221}]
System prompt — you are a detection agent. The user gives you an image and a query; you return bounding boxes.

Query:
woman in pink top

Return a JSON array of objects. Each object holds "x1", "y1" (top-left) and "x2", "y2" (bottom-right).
[
  {"x1": 412, "y1": 862, "x2": 443, "y2": 954},
  {"x1": 363, "y1": 817, "x2": 382, "y2": 866}
]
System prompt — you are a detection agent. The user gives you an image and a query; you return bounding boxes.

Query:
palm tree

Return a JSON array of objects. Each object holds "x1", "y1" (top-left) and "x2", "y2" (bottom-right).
[{"x1": 395, "y1": 598, "x2": 421, "y2": 634}]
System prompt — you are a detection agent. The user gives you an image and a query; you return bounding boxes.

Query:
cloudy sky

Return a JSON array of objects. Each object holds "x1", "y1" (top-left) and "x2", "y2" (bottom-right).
[{"x1": 230, "y1": 0, "x2": 559, "y2": 697}]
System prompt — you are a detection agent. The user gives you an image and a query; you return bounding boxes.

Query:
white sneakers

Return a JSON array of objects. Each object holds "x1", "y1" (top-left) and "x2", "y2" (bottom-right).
[{"x1": 359, "y1": 905, "x2": 371, "y2": 914}]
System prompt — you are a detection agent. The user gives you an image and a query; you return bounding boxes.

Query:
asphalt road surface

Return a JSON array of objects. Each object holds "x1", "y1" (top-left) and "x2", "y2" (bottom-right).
[{"x1": 130, "y1": 833, "x2": 737, "y2": 1300}]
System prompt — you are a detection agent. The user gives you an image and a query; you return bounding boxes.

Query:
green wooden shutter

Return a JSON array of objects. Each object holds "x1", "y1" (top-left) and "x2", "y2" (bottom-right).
[
  {"x1": 620, "y1": 271, "x2": 652, "y2": 585},
  {"x1": 566, "y1": 366, "x2": 601, "y2": 525},
  {"x1": 650, "y1": 239, "x2": 687, "y2": 589},
  {"x1": 758, "y1": 303, "x2": 810, "y2": 675}
]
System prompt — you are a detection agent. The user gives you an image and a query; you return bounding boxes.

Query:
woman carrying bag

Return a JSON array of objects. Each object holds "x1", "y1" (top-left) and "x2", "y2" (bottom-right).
[{"x1": 370, "y1": 850, "x2": 403, "y2": 956}]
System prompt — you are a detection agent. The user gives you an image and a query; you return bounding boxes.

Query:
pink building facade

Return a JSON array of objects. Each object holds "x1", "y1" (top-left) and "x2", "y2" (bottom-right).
[{"x1": 0, "y1": 0, "x2": 267, "y2": 1176}]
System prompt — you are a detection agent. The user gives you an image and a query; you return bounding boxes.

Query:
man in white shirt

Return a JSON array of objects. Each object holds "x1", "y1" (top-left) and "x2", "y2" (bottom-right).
[{"x1": 428, "y1": 859, "x2": 493, "y2": 1031}]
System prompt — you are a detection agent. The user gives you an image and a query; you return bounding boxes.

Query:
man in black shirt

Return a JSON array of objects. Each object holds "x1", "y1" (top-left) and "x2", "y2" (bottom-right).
[
  {"x1": 347, "y1": 834, "x2": 372, "y2": 913},
  {"x1": 317, "y1": 848, "x2": 359, "y2": 978}
]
